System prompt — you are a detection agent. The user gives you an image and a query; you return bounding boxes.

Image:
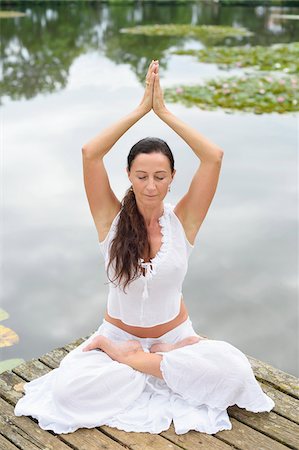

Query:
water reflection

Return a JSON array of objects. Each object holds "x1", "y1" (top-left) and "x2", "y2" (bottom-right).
[{"x1": 1, "y1": 2, "x2": 299, "y2": 104}]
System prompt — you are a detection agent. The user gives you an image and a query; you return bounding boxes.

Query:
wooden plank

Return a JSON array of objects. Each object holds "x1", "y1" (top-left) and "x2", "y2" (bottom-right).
[
  {"x1": 13, "y1": 359, "x2": 49, "y2": 382},
  {"x1": 100, "y1": 424, "x2": 186, "y2": 450},
  {"x1": 0, "y1": 397, "x2": 70, "y2": 450},
  {"x1": 39, "y1": 347, "x2": 69, "y2": 369},
  {"x1": 0, "y1": 433, "x2": 20, "y2": 450},
  {"x1": 160, "y1": 423, "x2": 236, "y2": 449},
  {"x1": 260, "y1": 382, "x2": 299, "y2": 424},
  {"x1": 216, "y1": 418, "x2": 291, "y2": 450},
  {"x1": 161, "y1": 421, "x2": 290, "y2": 450},
  {"x1": 228, "y1": 405, "x2": 299, "y2": 449},
  {"x1": 58, "y1": 428, "x2": 128, "y2": 450},
  {"x1": 248, "y1": 356, "x2": 299, "y2": 399},
  {"x1": 64, "y1": 337, "x2": 86, "y2": 352},
  {"x1": 0, "y1": 370, "x2": 24, "y2": 405}
]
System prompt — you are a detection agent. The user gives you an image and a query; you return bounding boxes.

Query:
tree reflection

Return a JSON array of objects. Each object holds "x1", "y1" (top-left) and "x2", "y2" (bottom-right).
[{"x1": 1, "y1": 2, "x2": 298, "y2": 104}]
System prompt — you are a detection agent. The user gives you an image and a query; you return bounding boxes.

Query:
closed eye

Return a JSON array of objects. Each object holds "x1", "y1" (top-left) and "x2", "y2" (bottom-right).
[{"x1": 137, "y1": 177, "x2": 165, "y2": 181}]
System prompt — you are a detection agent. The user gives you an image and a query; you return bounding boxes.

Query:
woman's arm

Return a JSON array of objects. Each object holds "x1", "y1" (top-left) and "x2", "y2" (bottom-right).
[
  {"x1": 82, "y1": 60, "x2": 158, "y2": 241},
  {"x1": 153, "y1": 64, "x2": 224, "y2": 244}
]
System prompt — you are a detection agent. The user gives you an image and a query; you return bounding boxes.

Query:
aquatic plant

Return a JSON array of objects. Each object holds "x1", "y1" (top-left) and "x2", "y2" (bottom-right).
[
  {"x1": 164, "y1": 74, "x2": 299, "y2": 114},
  {"x1": 174, "y1": 42, "x2": 299, "y2": 74},
  {"x1": 0, "y1": 308, "x2": 24, "y2": 373},
  {"x1": 120, "y1": 24, "x2": 253, "y2": 45}
]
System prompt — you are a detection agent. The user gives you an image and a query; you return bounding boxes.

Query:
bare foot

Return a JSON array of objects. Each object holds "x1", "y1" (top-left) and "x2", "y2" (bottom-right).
[
  {"x1": 83, "y1": 335, "x2": 144, "y2": 363},
  {"x1": 150, "y1": 335, "x2": 207, "y2": 353}
]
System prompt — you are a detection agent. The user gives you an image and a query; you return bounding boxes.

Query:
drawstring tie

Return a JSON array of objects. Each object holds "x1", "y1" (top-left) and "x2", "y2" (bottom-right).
[{"x1": 140, "y1": 260, "x2": 156, "y2": 300}]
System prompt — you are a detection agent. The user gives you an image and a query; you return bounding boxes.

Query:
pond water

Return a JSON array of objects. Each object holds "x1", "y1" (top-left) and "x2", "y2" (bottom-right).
[{"x1": 1, "y1": 2, "x2": 298, "y2": 377}]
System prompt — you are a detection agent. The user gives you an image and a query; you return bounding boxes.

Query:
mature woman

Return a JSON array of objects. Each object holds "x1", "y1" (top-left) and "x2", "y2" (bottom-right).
[{"x1": 14, "y1": 60, "x2": 274, "y2": 435}]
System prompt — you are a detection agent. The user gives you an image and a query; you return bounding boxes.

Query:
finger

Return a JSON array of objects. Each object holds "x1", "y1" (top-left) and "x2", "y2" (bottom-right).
[
  {"x1": 83, "y1": 342, "x2": 94, "y2": 352},
  {"x1": 146, "y1": 60, "x2": 154, "y2": 76},
  {"x1": 145, "y1": 62, "x2": 155, "y2": 85},
  {"x1": 145, "y1": 72, "x2": 155, "y2": 88}
]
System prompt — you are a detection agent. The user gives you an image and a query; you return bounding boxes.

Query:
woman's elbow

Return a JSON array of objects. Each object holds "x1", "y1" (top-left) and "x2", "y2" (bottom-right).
[{"x1": 214, "y1": 148, "x2": 224, "y2": 162}]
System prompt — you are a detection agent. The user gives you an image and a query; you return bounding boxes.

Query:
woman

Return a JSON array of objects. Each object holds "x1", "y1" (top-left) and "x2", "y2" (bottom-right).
[{"x1": 14, "y1": 60, "x2": 275, "y2": 435}]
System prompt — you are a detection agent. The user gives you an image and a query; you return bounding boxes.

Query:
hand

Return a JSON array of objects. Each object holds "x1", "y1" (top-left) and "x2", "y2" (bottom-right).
[
  {"x1": 153, "y1": 62, "x2": 168, "y2": 116},
  {"x1": 82, "y1": 335, "x2": 103, "y2": 352},
  {"x1": 138, "y1": 60, "x2": 158, "y2": 114}
]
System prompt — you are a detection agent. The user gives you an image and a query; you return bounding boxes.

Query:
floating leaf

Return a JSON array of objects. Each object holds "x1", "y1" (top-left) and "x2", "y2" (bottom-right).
[
  {"x1": 0, "y1": 11, "x2": 26, "y2": 19},
  {"x1": 0, "y1": 358, "x2": 25, "y2": 374},
  {"x1": 164, "y1": 74, "x2": 299, "y2": 114},
  {"x1": 173, "y1": 42, "x2": 299, "y2": 74},
  {"x1": 0, "y1": 325, "x2": 19, "y2": 347},
  {"x1": 120, "y1": 24, "x2": 253, "y2": 46},
  {"x1": 0, "y1": 308, "x2": 9, "y2": 322}
]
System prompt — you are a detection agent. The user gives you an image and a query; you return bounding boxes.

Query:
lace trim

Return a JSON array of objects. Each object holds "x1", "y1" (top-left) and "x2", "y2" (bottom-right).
[{"x1": 139, "y1": 203, "x2": 172, "y2": 300}]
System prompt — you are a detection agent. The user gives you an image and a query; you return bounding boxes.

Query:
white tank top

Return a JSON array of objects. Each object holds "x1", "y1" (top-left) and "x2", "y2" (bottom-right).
[{"x1": 98, "y1": 203, "x2": 194, "y2": 327}]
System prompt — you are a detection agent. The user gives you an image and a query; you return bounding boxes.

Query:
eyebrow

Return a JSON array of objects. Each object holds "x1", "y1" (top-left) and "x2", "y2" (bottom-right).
[{"x1": 135, "y1": 170, "x2": 167, "y2": 173}]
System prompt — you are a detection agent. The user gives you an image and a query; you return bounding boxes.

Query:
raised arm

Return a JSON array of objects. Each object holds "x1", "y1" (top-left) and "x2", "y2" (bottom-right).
[
  {"x1": 82, "y1": 60, "x2": 158, "y2": 241},
  {"x1": 153, "y1": 63, "x2": 224, "y2": 245}
]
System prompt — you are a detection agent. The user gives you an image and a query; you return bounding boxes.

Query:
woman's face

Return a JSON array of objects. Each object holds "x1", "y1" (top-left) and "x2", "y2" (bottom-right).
[{"x1": 127, "y1": 152, "x2": 175, "y2": 205}]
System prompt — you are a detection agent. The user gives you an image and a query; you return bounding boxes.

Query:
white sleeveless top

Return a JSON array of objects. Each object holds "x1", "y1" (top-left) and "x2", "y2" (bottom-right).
[{"x1": 98, "y1": 203, "x2": 194, "y2": 327}]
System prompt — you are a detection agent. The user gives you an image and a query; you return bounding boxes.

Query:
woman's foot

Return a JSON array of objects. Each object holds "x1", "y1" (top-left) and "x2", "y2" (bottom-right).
[
  {"x1": 83, "y1": 335, "x2": 144, "y2": 363},
  {"x1": 150, "y1": 335, "x2": 207, "y2": 353}
]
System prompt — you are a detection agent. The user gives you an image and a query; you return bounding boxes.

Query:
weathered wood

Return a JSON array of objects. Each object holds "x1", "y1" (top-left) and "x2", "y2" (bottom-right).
[
  {"x1": 161, "y1": 421, "x2": 290, "y2": 450},
  {"x1": 58, "y1": 428, "x2": 128, "y2": 450},
  {"x1": 0, "y1": 397, "x2": 70, "y2": 450},
  {"x1": 13, "y1": 358, "x2": 49, "y2": 382},
  {"x1": 259, "y1": 382, "x2": 299, "y2": 424},
  {"x1": 228, "y1": 405, "x2": 299, "y2": 448},
  {"x1": 39, "y1": 347, "x2": 69, "y2": 369},
  {"x1": 248, "y1": 356, "x2": 299, "y2": 399},
  {"x1": 0, "y1": 332, "x2": 297, "y2": 450},
  {"x1": 101, "y1": 425, "x2": 183, "y2": 450},
  {"x1": 0, "y1": 433, "x2": 20, "y2": 450}
]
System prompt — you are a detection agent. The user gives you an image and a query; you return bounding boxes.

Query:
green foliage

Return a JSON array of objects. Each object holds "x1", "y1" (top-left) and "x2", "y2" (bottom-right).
[
  {"x1": 174, "y1": 42, "x2": 299, "y2": 74},
  {"x1": 164, "y1": 74, "x2": 299, "y2": 114},
  {"x1": 0, "y1": 308, "x2": 25, "y2": 374},
  {"x1": 120, "y1": 24, "x2": 253, "y2": 45}
]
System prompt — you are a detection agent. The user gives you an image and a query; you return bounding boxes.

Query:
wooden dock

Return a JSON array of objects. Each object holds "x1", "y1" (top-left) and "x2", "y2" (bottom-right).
[{"x1": 0, "y1": 333, "x2": 298, "y2": 450}]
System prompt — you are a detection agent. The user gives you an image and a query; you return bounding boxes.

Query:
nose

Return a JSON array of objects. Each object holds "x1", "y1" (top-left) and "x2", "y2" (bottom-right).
[{"x1": 145, "y1": 177, "x2": 157, "y2": 192}]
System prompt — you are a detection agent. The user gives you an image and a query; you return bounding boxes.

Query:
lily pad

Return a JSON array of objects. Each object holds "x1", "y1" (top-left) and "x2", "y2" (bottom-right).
[
  {"x1": 164, "y1": 74, "x2": 299, "y2": 114},
  {"x1": 120, "y1": 24, "x2": 253, "y2": 46},
  {"x1": 174, "y1": 42, "x2": 299, "y2": 74},
  {"x1": 0, "y1": 358, "x2": 25, "y2": 374},
  {"x1": 0, "y1": 308, "x2": 9, "y2": 322},
  {"x1": 0, "y1": 11, "x2": 26, "y2": 19},
  {"x1": 0, "y1": 324, "x2": 19, "y2": 347}
]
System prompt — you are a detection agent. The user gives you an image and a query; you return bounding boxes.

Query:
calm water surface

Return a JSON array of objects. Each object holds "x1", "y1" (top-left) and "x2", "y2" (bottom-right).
[{"x1": 1, "y1": 2, "x2": 298, "y2": 376}]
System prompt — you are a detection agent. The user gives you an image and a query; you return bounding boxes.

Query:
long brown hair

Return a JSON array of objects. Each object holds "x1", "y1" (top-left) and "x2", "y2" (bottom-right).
[{"x1": 107, "y1": 137, "x2": 175, "y2": 293}]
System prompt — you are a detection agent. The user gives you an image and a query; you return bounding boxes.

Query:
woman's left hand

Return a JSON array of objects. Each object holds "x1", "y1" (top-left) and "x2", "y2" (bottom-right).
[
  {"x1": 82, "y1": 336, "x2": 103, "y2": 352},
  {"x1": 153, "y1": 62, "x2": 168, "y2": 116},
  {"x1": 138, "y1": 60, "x2": 159, "y2": 114}
]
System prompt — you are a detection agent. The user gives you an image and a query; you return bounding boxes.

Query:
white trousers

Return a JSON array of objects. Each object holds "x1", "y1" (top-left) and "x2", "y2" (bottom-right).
[{"x1": 14, "y1": 316, "x2": 275, "y2": 435}]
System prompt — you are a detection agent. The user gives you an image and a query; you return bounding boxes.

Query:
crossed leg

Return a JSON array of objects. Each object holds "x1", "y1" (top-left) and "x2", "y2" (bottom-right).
[{"x1": 83, "y1": 334, "x2": 207, "y2": 379}]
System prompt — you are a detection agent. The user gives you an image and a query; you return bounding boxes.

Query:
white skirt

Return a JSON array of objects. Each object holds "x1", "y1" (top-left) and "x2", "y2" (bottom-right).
[{"x1": 14, "y1": 316, "x2": 275, "y2": 435}]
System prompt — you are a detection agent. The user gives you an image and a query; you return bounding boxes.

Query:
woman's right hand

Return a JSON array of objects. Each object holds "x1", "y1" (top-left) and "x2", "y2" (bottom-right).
[{"x1": 138, "y1": 60, "x2": 159, "y2": 114}]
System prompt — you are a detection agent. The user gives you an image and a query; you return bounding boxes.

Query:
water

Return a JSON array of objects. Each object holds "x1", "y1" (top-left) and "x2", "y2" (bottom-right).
[{"x1": 1, "y1": 2, "x2": 298, "y2": 377}]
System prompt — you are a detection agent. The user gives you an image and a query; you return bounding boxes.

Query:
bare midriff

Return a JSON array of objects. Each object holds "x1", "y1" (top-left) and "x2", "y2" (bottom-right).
[{"x1": 104, "y1": 296, "x2": 189, "y2": 338}]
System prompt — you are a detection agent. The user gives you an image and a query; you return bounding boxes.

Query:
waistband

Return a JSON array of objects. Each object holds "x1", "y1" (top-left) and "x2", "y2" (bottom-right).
[{"x1": 98, "y1": 316, "x2": 196, "y2": 348}]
